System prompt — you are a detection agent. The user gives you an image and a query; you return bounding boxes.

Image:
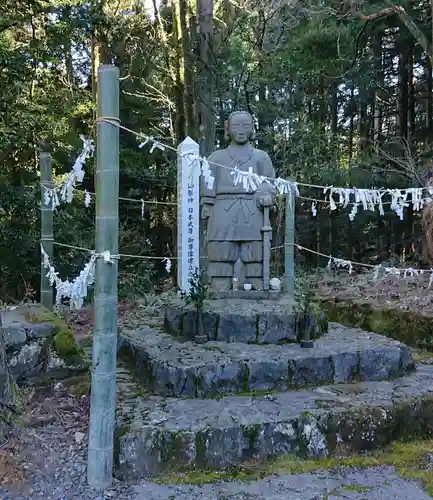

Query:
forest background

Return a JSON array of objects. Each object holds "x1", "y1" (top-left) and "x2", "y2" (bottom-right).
[{"x1": 1, "y1": 0, "x2": 432, "y2": 303}]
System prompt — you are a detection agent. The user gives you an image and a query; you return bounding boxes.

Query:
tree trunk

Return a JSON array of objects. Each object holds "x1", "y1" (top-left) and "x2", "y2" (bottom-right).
[
  {"x1": 330, "y1": 80, "x2": 338, "y2": 137},
  {"x1": 173, "y1": 0, "x2": 187, "y2": 141},
  {"x1": 91, "y1": 0, "x2": 110, "y2": 122},
  {"x1": 398, "y1": 45, "x2": 409, "y2": 139},
  {"x1": 372, "y1": 31, "x2": 383, "y2": 152},
  {"x1": 196, "y1": 0, "x2": 215, "y2": 157},
  {"x1": 408, "y1": 47, "x2": 415, "y2": 141},
  {"x1": 182, "y1": 1, "x2": 196, "y2": 138},
  {"x1": 426, "y1": 57, "x2": 433, "y2": 140}
]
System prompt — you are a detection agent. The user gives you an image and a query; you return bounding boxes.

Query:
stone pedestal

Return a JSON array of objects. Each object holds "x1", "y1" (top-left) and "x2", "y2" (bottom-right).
[
  {"x1": 164, "y1": 296, "x2": 326, "y2": 344},
  {"x1": 118, "y1": 323, "x2": 415, "y2": 399}
]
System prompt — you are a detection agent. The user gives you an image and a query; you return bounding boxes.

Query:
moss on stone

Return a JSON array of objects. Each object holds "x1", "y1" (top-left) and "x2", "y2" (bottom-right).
[
  {"x1": 319, "y1": 297, "x2": 433, "y2": 348},
  {"x1": 329, "y1": 356, "x2": 335, "y2": 382},
  {"x1": 300, "y1": 410, "x2": 313, "y2": 419},
  {"x1": 287, "y1": 362, "x2": 293, "y2": 387},
  {"x1": 63, "y1": 373, "x2": 91, "y2": 396},
  {"x1": 317, "y1": 312, "x2": 329, "y2": 337},
  {"x1": 255, "y1": 313, "x2": 260, "y2": 343},
  {"x1": 156, "y1": 439, "x2": 433, "y2": 494},
  {"x1": 243, "y1": 424, "x2": 261, "y2": 452},
  {"x1": 113, "y1": 422, "x2": 131, "y2": 466},
  {"x1": 163, "y1": 431, "x2": 191, "y2": 464},
  {"x1": 119, "y1": 339, "x2": 156, "y2": 390},
  {"x1": 351, "y1": 352, "x2": 362, "y2": 381},
  {"x1": 195, "y1": 432, "x2": 207, "y2": 465},
  {"x1": 242, "y1": 363, "x2": 250, "y2": 392},
  {"x1": 26, "y1": 306, "x2": 86, "y2": 365},
  {"x1": 202, "y1": 345, "x2": 221, "y2": 352},
  {"x1": 342, "y1": 484, "x2": 372, "y2": 493},
  {"x1": 412, "y1": 349, "x2": 433, "y2": 363},
  {"x1": 195, "y1": 373, "x2": 204, "y2": 397},
  {"x1": 230, "y1": 388, "x2": 279, "y2": 398},
  {"x1": 214, "y1": 314, "x2": 220, "y2": 341},
  {"x1": 179, "y1": 311, "x2": 185, "y2": 338},
  {"x1": 53, "y1": 328, "x2": 82, "y2": 363}
]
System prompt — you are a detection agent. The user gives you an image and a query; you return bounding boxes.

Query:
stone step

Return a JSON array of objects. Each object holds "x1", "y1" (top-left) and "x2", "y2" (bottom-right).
[
  {"x1": 115, "y1": 363, "x2": 433, "y2": 480},
  {"x1": 118, "y1": 323, "x2": 414, "y2": 398}
]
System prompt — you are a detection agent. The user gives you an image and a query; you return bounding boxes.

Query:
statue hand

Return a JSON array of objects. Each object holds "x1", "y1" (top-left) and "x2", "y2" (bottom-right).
[
  {"x1": 201, "y1": 204, "x2": 212, "y2": 219},
  {"x1": 258, "y1": 194, "x2": 273, "y2": 208}
]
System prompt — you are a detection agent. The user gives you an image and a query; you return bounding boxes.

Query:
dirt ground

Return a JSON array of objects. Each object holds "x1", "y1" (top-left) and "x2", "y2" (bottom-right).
[{"x1": 311, "y1": 270, "x2": 433, "y2": 314}]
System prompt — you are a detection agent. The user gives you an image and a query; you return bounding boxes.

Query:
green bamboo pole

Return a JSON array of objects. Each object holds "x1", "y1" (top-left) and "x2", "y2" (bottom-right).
[
  {"x1": 39, "y1": 141, "x2": 54, "y2": 310},
  {"x1": 87, "y1": 65, "x2": 120, "y2": 490},
  {"x1": 284, "y1": 185, "x2": 295, "y2": 295}
]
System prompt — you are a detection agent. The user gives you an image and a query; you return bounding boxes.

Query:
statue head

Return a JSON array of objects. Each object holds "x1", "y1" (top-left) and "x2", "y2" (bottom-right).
[{"x1": 224, "y1": 111, "x2": 255, "y2": 145}]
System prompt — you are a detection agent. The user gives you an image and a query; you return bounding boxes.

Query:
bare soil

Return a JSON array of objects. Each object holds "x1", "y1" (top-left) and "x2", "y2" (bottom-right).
[{"x1": 312, "y1": 271, "x2": 433, "y2": 314}]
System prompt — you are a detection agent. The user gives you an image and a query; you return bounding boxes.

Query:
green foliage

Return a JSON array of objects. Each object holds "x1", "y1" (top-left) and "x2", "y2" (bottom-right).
[
  {"x1": 180, "y1": 268, "x2": 210, "y2": 312},
  {"x1": 294, "y1": 270, "x2": 318, "y2": 312}
]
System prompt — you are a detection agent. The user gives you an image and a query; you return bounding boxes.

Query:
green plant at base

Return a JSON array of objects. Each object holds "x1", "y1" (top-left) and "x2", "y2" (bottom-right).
[
  {"x1": 180, "y1": 268, "x2": 210, "y2": 341},
  {"x1": 180, "y1": 268, "x2": 210, "y2": 313},
  {"x1": 294, "y1": 271, "x2": 318, "y2": 313}
]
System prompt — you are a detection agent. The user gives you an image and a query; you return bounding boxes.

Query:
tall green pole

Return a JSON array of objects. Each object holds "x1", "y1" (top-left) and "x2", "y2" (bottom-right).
[
  {"x1": 87, "y1": 65, "x2": 119, "y2": 490},
  {"x1": 284, "y1": 187, "x2": 295, "y2": 295},
  {"x1": 39, "y1": 141, "x2": 54, "y2": 310}
]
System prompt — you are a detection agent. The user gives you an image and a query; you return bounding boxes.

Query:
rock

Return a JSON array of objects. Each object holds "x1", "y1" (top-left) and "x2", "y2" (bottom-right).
[
  {"x1": 115, "y1": 363, "x2": 433, "y2": 480},
  {"x1": 118, "y1": 323, "x2": 415, "y2": 398},
  {"x1": 8, "y1": 341, "x2": 43, "y2": 380},
  {"x1": 0, "y1": 306, "x2": 88, "y2": 385},
  {"x1": 74, "y1": 432, "x2": 86, "y2": 444},
  {"x1": 164, "y1": 296, "x2": 326, "y2": 344}
]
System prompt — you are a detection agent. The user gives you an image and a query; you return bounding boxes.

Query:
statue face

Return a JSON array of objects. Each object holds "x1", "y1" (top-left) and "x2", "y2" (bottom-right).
[{"x1": 228, "y1": 112, "x2": 254, "y2": 145}]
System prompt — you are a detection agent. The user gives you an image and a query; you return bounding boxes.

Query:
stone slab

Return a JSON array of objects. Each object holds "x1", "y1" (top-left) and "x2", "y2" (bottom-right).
[
  {"x1": 115, "y1": 363, "x2": 433, "y2": 480},
  {"x1": 118, "y1": 323, "x2": 415, "y2": 398},
  {"x1": 164, "y1": 295, "x2": 322, "y2": 343}
]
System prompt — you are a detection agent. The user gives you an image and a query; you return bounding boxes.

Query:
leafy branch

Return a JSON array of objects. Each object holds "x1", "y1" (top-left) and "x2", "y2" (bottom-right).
[
  {"x1": 180, "y1": 268, "x2": 210, "y2": 312},
  {"x1": 294, "y1": 271, "x2": 318, "y2": 312}
]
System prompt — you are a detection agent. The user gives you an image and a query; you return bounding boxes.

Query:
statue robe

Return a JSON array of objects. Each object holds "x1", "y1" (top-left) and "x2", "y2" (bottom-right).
[{"x1": 201, "y1": 147, "x2": 276, "y2": 243}]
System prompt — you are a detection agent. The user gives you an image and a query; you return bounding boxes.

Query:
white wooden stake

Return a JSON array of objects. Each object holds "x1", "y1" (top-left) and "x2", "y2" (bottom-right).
[{"x1": 177, "y1": 137, "x2": 200, "y2": 292}]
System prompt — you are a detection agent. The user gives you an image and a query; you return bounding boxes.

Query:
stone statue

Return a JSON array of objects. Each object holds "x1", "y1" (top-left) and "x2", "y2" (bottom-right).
[{"x1": 201, "y1": 111, "x2": 276, "y2": 291}]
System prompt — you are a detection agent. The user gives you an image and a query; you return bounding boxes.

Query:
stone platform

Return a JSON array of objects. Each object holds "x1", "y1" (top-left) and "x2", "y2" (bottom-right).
[
  {"x1": 118, "y1": 323, "x2": 414, "y2": 398},
  {"x1": 164, "y1": 296, "x2": 326, "y2": 343},
  {"x1": 115, "y1": 362, "x2": 433, "y2": 480}
]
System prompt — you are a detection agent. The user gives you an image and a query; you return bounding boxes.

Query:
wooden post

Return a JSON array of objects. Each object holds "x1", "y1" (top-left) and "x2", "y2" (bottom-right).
[
  {"x1": 87, "y1": 65, "x2": 119, "y2": 490},
  {"x1": 284, "y1": 188, "x2": 295, "y2": 295},
  {"x1": 262, "y1": 205, "x2": 271, "y2": 291},
  {"x1": 39, "y1": 142, "x2": 54, "y2": 310},
  {"x1": 178, "y1": 137, "x2": 200, "y2": 292}
]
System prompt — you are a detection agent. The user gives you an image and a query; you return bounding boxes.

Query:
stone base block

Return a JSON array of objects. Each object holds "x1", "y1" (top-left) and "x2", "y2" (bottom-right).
[
  {"x1": 118, "y1": 323, "x2": 415, "y2": 398},
  {"x1": 164, "y1": 296, "x2": 326, "y2": 344},
  {"x1": 115, "y1": 363, "x2": 433, "y2": 480}
]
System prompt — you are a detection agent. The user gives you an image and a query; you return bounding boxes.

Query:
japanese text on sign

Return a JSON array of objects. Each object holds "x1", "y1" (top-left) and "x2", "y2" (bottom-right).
[{"x1": 177, "y1": 137, "x2": 200, "y2": 292}]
